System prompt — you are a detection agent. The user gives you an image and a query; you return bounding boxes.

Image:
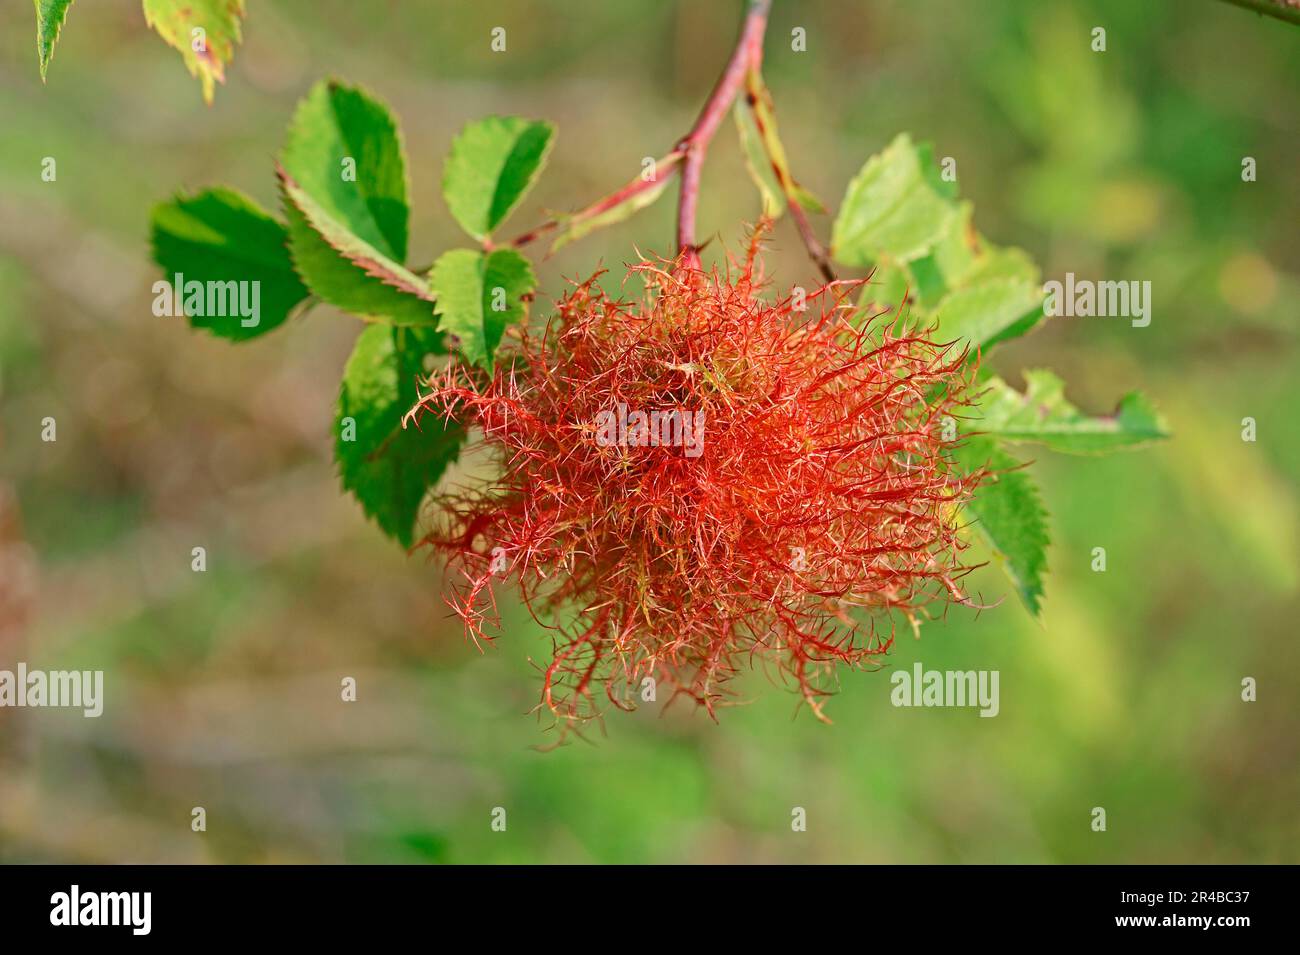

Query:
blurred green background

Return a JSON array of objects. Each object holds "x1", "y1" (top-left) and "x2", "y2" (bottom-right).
[{"x1": 1, "y1": 0, "x2": 1297, "y2": 863}]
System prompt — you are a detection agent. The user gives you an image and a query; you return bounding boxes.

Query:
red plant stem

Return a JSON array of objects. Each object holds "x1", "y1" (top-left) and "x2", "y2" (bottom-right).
[
  {"x1": 676, "y1": 0, "x2": 773, "y2": 265},
  {"x1": 505, "y1": 0, "x2": 775, "y2": 262},
  {"x1": 504, "y1": 0, "x2": 769, "y2": 265},
  {"x1": 675, "y1": 150, "x2": 705, "y2": 265}
]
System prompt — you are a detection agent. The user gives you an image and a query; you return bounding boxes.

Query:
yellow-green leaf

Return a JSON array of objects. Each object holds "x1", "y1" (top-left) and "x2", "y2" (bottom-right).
[
  {"x1": 142, "y1": 0, "x2": 246, "y2": 104},
  {"x1": 831, "y1": 133, "x2": 958, "y2": 267}
]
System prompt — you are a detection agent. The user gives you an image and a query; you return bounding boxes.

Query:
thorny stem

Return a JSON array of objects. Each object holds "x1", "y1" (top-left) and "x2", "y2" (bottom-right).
[
  {"x1": 506, "y1": 0, "x2": 783, "y2": 271},
  {"x1": 1215, "y1": 0, "x2": 1300, "y2": 26},
  {"x1": 675, "y1": 0, "x2": 773, "y2": 267}
]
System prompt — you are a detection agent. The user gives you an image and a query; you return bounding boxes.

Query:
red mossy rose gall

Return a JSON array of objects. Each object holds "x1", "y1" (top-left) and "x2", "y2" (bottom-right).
[{"x1": 405, "y1": 235, "x2": 987, "y2": 729}]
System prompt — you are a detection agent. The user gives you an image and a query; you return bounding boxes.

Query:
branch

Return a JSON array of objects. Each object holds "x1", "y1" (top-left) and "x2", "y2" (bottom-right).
[
  {"x1": 507, "y1": 0, "x2": 775, "y2": 262},
  {"x1": 1214, "y1": 0, "x2": 1300, "y2": 25},
  {"x1": 676, "y1": 0, "x2": 774, "y2": 266}
]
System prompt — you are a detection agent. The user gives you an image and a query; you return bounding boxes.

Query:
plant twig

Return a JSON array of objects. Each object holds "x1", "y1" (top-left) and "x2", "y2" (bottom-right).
[
  {"x1": 1214, "y1": 0, "x2": 1300, "y2": 26},
  {"x1": 676, "y1": 0, "x2": 774, "y2": 266},
  {"x1": 507, "y1": 0, "x2": 775, "y2": 264}
]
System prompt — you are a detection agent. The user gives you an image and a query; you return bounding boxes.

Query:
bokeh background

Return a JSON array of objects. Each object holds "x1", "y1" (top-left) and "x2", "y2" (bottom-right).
[{"x1": 1, "y1": 0, "x2": 1297, "y2": 863}]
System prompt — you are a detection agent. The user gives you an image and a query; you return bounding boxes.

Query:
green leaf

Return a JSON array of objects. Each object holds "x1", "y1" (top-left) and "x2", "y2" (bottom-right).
[
  {"x1": 836, "y1": 140, "x2": 1049, "y2": 353},
  {"x1": 34, "y1": 0, "x2": 74, "y2": 81},
  {"x1": 931, "y1": 276, "x2": 1044, "y2": 352},
  {"x1": 962, "y1": 241, "x2": 1040, "y2": 288},
  {"x1": 336, "y1": 324, "x2": 465, "y2": 548},
  {"x1": 150, "y1": 187, "x2": 310, "y2": 341},
  {"x1": 952, "y1": 437, "x2": 1050, "y2": 616},
  {"x1": 831, "y1": 133, "x2": 959, "y2": 267},
  {"x1": 281, "y1": 79, "x2": 411, "y2": 263},
  {"x1": 277, "y1": 81, "x2": 431, "y2": 325},
  {"x1": 905, "y1": 202, "x2": 979, "y2": 306},
  {"x1": 429, "y1": 248, "x2": 535, "y2": 370},
  {"x1": 971, "y1": 370, "x2": 1170, "y2": 454},
  {"x1": 279, "y1": 166, "x2": 436, "y2": 327},
  {"x1": 442, "y1": 116, "x2": 554, "y2": 241},
  {"x1": 925, "y1": 211, "x2": 1045, "y2": 348},
  {"x1": 142, "y1": 0, "x2": 246, "y2": 104}
]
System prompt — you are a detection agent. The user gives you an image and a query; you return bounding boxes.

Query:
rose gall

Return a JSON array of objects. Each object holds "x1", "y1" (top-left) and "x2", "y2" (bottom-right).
[{"x1": 405, "y1": 234, "x2": 986, "y2": 731}]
